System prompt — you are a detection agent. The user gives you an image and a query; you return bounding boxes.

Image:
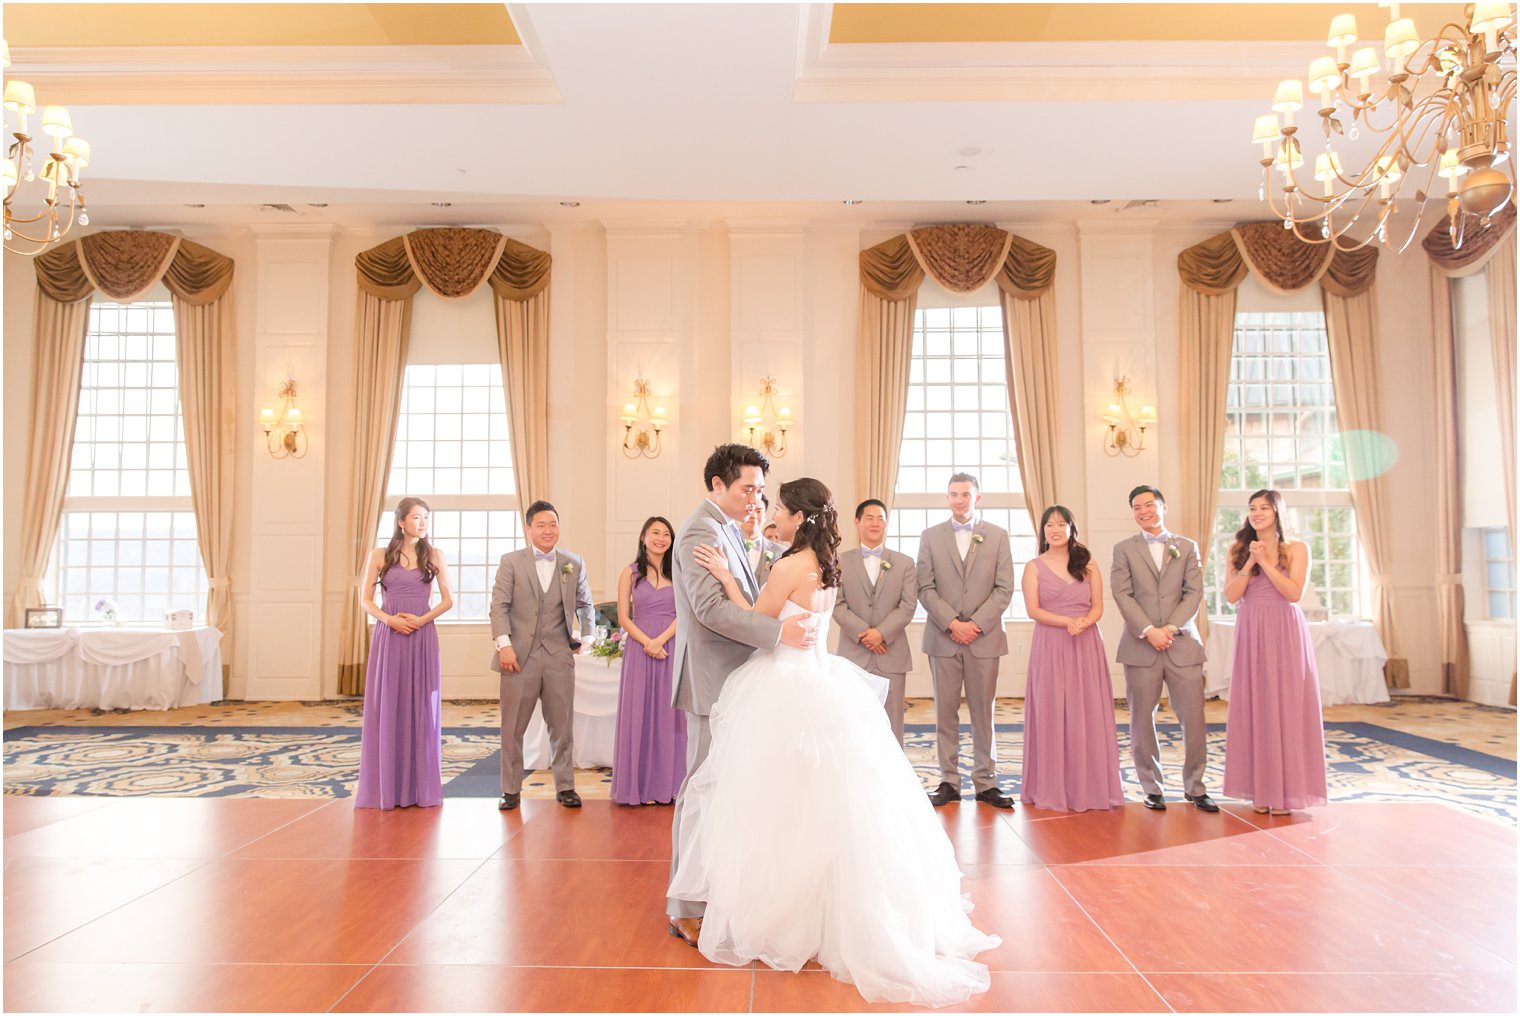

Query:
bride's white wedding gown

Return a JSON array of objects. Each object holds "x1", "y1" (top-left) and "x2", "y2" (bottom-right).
[{"x1": 668, "y1": 596, "x2": 1001, "y2": 1007}]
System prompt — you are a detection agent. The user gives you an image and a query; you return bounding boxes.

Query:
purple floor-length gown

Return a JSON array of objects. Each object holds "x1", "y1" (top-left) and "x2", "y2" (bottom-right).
[
  {"x1": 355, "y1": 566, "x2": 443, "y2": 809},
  {"x1": 610, "y1": 577, "x2": 687, "y2": 805},
  {"x1": 1223, "y1": 569, "x2": 1328, "y2": 810},
  {"x1": 1020, "y1": 559, "x2": 1124, "y2": 812}
]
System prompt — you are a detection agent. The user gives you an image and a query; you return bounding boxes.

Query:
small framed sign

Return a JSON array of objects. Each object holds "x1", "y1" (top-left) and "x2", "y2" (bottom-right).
[{"x1": 24, "y1": 607, "x2": 62, "y2": 629}]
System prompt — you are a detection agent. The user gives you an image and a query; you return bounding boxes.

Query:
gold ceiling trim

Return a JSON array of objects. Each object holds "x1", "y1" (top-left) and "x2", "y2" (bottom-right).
[
  {"x1": 4, "y1": 3, "x2": 521, "y2": 47},
  {"x1": 827, "y1": 3, "x2": 1459, "y2": 44}
]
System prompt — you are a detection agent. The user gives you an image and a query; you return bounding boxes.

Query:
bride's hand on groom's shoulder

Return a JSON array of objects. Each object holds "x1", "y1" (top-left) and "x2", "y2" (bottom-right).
[{"x1": 693, "y1": 543, "x2": 732, "y2": 579}]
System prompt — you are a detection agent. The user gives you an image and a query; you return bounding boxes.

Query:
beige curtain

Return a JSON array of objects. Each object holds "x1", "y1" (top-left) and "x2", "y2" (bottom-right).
[
  {"x1": 1323, "y1": 274, "x2": 1407, "y2": 687},
  {"x1": 857, "y1": 226, "x2": 1059, "y2": 521},
  {"x1": 1428, "y1": 269, "x2": 1471, "y2": 698},
  {"x1": 8, "y1": 290, "x2": 92, "y2": 627},
  {"x1": 341, "y1": 228, "x2": 552, "y2": 694},
  {"x1": 13, "y1": 233, "x2": 237, "y2": 668},
  {"x1": 1177, "y1": 224, "x2": 1386, "y2": 659},
  {"x1": 1422, "y1": 208, "x2": 1517, "y2": 700},
  {"x1": 337, "y1": 292, "x2": 413, "y2": 696}
]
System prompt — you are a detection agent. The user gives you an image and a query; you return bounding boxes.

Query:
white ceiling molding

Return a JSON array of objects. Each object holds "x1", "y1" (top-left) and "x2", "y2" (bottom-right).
[{"x1": 7, "y1": 43, "x2": 563, "y2": 105}]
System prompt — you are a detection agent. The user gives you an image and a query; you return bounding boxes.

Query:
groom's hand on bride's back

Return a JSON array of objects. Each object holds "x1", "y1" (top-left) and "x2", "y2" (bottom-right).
[{"x1": 779, "y1": 612, "x2": 817, "y2": 649}]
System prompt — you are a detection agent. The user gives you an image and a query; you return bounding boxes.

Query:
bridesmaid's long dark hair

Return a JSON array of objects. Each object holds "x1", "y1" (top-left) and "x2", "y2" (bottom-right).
[
  {"x1": 1228, "y1": 488, "x2": 1289, "y2": 574},
  {"x1": 632, "y1": 515, "x2": 674, "y2": 589},
  {"x1": 1037, "y1": 504, "x2": 1092, "y2": 581},
  {"x1": 777, "y1": 477, "x2": 842, "y2": 590},
  {"x1": 381, "y1": 496, "x2": 437, "y2": 588}
]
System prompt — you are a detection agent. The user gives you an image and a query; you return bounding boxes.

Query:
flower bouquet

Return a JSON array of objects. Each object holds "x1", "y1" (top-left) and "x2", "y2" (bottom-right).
[
  {"x1": 588, "y1": 626, "x2": 625, "y2": 666},
  {"x1": 93, "y1": 597, "x2": 121, "y2": 626}
]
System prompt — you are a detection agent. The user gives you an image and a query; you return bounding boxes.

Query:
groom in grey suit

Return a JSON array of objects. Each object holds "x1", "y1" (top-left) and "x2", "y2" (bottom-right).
[
  {"x1": 489, "y1": 499, "x2": 595, "y2": 811},
  {"x1": 1110, "y1": 485, "x2": 1218, "y2": 813},
  {"x1": 834, "y1": 498, "x2": 917, "y2": 745},
  {"x1": 917, "y1": 472, "x2": 1016, "y2": 809},
  {"x1": 666, "y1": 444, "x2": 816, "y2": 946}
]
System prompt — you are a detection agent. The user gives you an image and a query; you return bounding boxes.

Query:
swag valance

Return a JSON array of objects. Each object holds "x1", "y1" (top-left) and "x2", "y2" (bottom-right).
[
  {"x1": 340, "y1": 227, "x2": 552, "y2": 695},
  {"x1": 855, "y1": 224, "x2": 1060, "y2": 530},
  {"x1": 1177, "y1": 221, "x2": 1378, "y2": 297},
  {"x1": 15, "y1": 231, "x2": 236, "y2": 690}
]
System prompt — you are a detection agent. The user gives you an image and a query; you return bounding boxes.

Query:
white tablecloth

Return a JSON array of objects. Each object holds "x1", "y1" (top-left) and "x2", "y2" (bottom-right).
[
  {"x1": 1205, "y1": 619, "x2": 1391, "y2": 706},
  {"x1": 521, "y1": 653, "x2": 621, "y2": 769},
  {"x1": 4, "y1": 626, "x2": 224, "y2": 711}
]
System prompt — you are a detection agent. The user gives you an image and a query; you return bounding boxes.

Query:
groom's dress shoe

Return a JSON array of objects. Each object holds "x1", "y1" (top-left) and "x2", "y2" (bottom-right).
[
  {"x1": 974, "y1": 787, "x2": 1015, "y2": 809},
  {"x1": 668, "y1": 917, "x2": 702, "y2": 948},
  {"x1": 927, "y1": 782, "x2": 959, "y2": 807},
  {"x1": 556, "y1": 789, "x2": 583, "y2": 808},
  {"x1": 1184, "y1": 793, "x2": 1220, "y2": 813},
  {"x1": 1142, "y1": 794, "x2": 1167, "y2": 811},
  {"x1": 497, "y1": 793, "x2": 520, "y2": 811}
]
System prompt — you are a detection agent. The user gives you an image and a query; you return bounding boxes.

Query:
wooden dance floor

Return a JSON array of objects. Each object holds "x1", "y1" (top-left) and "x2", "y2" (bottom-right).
[{"x1": 3, "y1": 795, "x2": 1514, "y2": 1012}]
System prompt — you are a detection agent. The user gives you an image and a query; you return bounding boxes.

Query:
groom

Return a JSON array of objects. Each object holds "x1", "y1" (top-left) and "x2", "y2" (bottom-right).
[
  {"x1": 1110, "y1": 484, "x2": 1218, "y2": 813},
  {"x1": 666, "y1": 443, "x2": 816, "y2": 947}
]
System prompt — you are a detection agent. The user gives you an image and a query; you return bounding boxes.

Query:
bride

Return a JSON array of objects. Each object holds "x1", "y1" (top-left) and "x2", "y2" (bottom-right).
[{"x1": 666, "y1": 477, "x2": 1000, "y2": 1007}]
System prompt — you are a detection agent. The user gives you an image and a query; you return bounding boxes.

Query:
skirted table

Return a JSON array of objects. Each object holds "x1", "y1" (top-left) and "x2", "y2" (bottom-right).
[
  {"x1": 520, "y1": 652, "x2": 621, "y2": 769},
  {"x1": 3, "y1": 626, "x2": 223, "y2": 711},
  {"x1": 1205, "y1": 619, "x2": 1391, "y2": 706}
]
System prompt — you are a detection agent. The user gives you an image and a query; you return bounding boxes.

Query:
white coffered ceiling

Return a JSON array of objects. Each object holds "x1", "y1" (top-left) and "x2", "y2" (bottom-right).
[{"x1": 4, "y1": 2, "x2": 1493, "y2": 225}]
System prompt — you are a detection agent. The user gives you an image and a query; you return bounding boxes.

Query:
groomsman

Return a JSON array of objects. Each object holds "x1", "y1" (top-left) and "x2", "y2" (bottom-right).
[
  {"x1": 834, "y1": 499, "x2": 918, "y2": 745},
  {"x1": 1110, "y1": 485, "x2": 1218, "y2": 813},
  {"x1": 917, "y1": 473, "x2": 1016, "y2": 808},
  {"x1": 490, "y1": 499, "x2": 595, "y2": 811},
  {"x1": 741, "y1": 499, "x2": 784, "y2": 586}
]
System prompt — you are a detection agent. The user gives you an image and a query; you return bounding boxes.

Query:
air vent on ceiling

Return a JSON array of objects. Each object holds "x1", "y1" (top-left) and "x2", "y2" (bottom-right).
[
  {"x1": 259, "y1": 203, "x2": 300, "y2": 214},
  {"x1": 1119, "y1": 199, "x2": 1160, "y2": 212}
]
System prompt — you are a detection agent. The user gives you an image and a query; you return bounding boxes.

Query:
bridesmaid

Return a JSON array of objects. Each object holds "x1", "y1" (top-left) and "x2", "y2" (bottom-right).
[
  {"x1": 356, "y1": 497, "x2": 454, "y2": 810},
  {"x1": 1019, "y1": 505, "x2": 1124, "y2": 812},
  {"x1": 1221, "y1": 489, "x2": 1328, "y2": 816},
  {"x1": 610, "y1": 516, "x2": 687, "y2": 806}
]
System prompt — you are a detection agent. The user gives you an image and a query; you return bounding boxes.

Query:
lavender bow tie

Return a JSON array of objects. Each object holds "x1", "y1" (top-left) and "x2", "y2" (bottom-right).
[
  {"x1": 951, "y1": 521, "x2": 974, "y2": 533},
  {"x1": 534, "y1": 549, "x2": 557, "y2": 562},
  {"x1": 860, "y1": 546, "x2": 883, "y2": 559},
  {"x1": 1143, "y1": 532, "x2": 1171, "y2": 545}
]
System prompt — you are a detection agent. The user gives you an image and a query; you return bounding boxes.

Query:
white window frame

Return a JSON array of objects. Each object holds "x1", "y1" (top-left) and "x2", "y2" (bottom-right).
[
  {"x1": 889, "y1": 293, "x2": 1033, "y2": 622},
  {"x1": 51, "y1": 297, "x2": 209, "y2": 625},
  {"x1": 1480, "y1": 525, "x2": 1517, "y2": 621}
]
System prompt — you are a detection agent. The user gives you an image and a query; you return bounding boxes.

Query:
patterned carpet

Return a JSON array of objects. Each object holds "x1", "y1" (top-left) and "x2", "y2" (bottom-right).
[{"x1": 5, "y1": 719, "x2": 1515, "y2": 823}]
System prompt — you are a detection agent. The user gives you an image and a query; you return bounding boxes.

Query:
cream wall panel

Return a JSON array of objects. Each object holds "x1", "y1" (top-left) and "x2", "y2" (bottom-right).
[{"x1": 260, "y1": 259, "x2": 328, "y2": 334}]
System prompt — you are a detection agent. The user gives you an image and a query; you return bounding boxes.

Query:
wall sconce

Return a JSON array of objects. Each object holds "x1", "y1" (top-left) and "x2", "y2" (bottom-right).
[
  {"x1": 741, "y1": 376, "x2": 794, "y2": 458},
  {"x1": 618, "y1": 377, "x2": 668, "y2": 460},
  {"x1": 259, "y1": 379, "x2": 308, "y2": 459},
  {"x1": 1101, "y1": 376, "x2": 1155, "y2": 458}
]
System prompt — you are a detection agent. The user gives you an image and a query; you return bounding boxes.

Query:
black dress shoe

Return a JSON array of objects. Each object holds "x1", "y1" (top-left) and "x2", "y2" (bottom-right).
[
  {"x1": 974, "y1": 787, "x2": 1015, "y2": 809},
  {"x1": 497, "y1": 793, "x2": 520, "y2": 811},
  {"x1": 1184, "y1": 793, "x2": 1220, "y2": 813},
  {"x1": 556, "y1": 789, "x2": 583, "y2": 808},
  {"x1": 1142, "y1": 793, "x2": 1167, "y2": 811},
  {"x1": 927, "y1": 781, "x2": 959, "y2": 807}
]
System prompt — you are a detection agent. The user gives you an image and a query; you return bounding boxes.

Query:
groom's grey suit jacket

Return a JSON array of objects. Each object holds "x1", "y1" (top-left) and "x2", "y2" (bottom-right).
[
  {"x1": 916, "y1": 519, "x2": 1014, "y2": 659},
  {"x1": 1109, "y1": 533, "x2": 1206, "y2": 668},
  {"x1": 670, "y1": 499, "x2": 783, "y2": 716},
  {"x1": 833, "y1": 547, "x2": 917, "y2": 673},
  {"x1": 487, "y1": 546, "x2": 595, "y2": 672}
]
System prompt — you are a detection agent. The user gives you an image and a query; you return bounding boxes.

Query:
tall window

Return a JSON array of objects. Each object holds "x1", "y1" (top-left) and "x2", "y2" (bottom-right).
[
  {"x1": 380, "y1": 363, "x2": 522, "y2": 621},
  {"x1": 54, "y1": 300, "x2": 208, "y2": 623},
  {"x1": 1205, "y1": 310, "x2": 1365, "y2": 619},
  {"x1": 890, "y1": 304, "x2": 1034, "y2": 620}
]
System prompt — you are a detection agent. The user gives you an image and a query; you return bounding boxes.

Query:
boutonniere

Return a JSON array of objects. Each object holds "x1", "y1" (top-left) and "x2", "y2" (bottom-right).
[
  {"x1": 1166, "y1": 541, "x2": 1181, "y2": 560},
  {"x1": 763, "y1": 549, "x2": 775, "y2": 563},
  {"x1": 971, "y1": 533, "x2": 985, "y2": 545},
  {"x1": 560, "y1": 562, "x2": 574, "y2": 577},
  {"x1": 879, "y1": 559, "x2": 893, "y2": 571}
]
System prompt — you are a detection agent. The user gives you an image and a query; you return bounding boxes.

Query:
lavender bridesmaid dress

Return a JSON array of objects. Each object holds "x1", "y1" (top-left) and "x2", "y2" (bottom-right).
[
  {"x1": 355, "y1": 566, "x2": 443, "y2": 809},
  {"x1": 1223, "y1": 569, "x2": 1328, "y2": 810},
  {"x1": 610, "y1": 577, "x2": 687, "y2": 805},
  {"x1": 1020, "y1": 559, "x2": 1124, "y2": 812}
]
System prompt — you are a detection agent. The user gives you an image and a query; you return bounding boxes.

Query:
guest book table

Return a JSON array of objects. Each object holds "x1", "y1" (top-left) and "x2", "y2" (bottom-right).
[
  {"x1": 3, "y1": 626, "x2": 223, "y2": 711},
  {"x1": 520, "y1": 652, "x2": 621, "y2": 769},
  {"x1": 1205, "y1": 619, "x2": 1391, "y2": 706}
]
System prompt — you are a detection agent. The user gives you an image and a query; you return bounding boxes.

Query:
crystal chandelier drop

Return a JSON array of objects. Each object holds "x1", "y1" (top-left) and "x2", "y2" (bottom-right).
[
  {"x1": 1251, "y1": 2, "x2": 1516, "y2": 251},
  {"x1": 2, "y1": 39, "x2": 91, "y2": 256}
]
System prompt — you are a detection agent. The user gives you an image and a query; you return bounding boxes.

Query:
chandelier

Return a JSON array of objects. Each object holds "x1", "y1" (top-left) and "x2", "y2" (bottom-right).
[
  {"x1": 1251, "y1": 2, "x2": 1516, "y2": 251},
  {"x1": 2, "y1": 39, "x2": 91, "y2": 256}
]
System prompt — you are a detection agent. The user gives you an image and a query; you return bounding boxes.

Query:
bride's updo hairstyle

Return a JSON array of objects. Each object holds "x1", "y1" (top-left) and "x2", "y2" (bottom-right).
[{"x1": 777, "y1": 477, "x2": 843, "y2": 590}]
